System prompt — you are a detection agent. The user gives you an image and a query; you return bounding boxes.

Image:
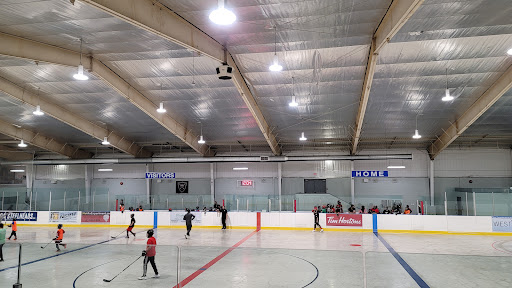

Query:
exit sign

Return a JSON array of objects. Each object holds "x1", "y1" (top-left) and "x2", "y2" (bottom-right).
[{"x1": 241, "y1": 180, "x2": 253, "y2": 186}]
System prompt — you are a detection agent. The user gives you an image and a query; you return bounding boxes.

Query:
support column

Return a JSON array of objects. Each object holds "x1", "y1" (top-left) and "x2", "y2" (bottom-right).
[
  {"x1": 26, "y1": 165, "x2": 34, "y2": 210},
  {"x1": 278, "y1": 162, "x2": 282, "y2": 212},
  {"x1": 210, "y1": 163, "x2": 215, "y2": 205},
  {"x1": 350, "y1": 161, "x2": 355, "y2": 204},
  {"x1": 146, "y1": 164, "x2": 151, "y2": 204},
  {"x1": 429, "y1": 160, "x2": 434, "y2": 206},
  {"x1": 85, "y1": 164, "x2": 93, "y2": 204}
]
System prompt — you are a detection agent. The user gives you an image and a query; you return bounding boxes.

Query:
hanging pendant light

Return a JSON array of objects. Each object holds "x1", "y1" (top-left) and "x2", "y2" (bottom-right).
[
  {"x1": 412, "y1": 114, "x2": 421, "y2": 139},
  {"x1": 33, "y1": 88, "x2": 44, "y2": 116},
  {"x1": 198, "y1": 123, "x2": 206, "y2": 144},
  {"x1": 269, "y1": 55, "x2": 283, "y2": 72},
  {"x1": 299, "y1": 132, "x2": 307, "y2": 141},
  {"x1": 209, "y1": 0, "x2": 236, "y2": 25},
  {"x1": 269, "y1": 27, "x2": 283, "y2": 72},
  {"x1": 18, "y1": 126, "x2": 27, "y2": 147},
  {"x1": 289, "y1": 96, "x2": 298, "y2": 107},
  {"x1": 156, "y1": 84, "x2": 166, "y2": 113},
  {"x1": 412, "y1": 129, "x2": 421, "y2": 139},
  {"x1": 18, "y1": 139, "x2": 27, "y2": 148},
  {"x1": 289, "y1": 77, "x2": 298, "y2": 106},
  {"x1": 33, "y1": 105, "x2": 44, "y2": 116},
  {"x1": 102, "y1": 136, "x2": 110, "y2": 145},
  {"x1": 73, "y1": 38, "x2": 89, "y2": 80},
  {"x1": 442, "y1": 68, "x2": 454, "y2": 102},
  {"x1": 157, "y1": 102, "x2": 166, "y2": 113}
]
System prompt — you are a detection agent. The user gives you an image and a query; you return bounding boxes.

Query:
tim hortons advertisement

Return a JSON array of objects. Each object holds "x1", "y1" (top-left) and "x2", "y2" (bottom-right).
[
  {"x1": 81, "y1": 212, "x2": 110, "y2": 223},
  {"x1": 326, "y1": 214, "x2": 363, "y2": 227}
]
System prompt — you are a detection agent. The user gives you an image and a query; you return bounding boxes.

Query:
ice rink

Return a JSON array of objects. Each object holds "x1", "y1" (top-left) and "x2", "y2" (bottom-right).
[{"x1": 0, "y1": 226, "x2": 511, "y2": 287}]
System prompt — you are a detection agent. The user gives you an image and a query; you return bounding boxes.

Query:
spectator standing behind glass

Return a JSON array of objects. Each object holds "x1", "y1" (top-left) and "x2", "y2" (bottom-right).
[
  {"x1": 358, "y1": 206, "x2": 366, "y2": 214},
  {"x1": 404, "y1": 205, "x2": 412, "y2": 214},
  {"x1": 335, "y1": 201, "x2": 343, "y2": 215},
  {"x1": 372, "y1": 206, "x2": 380, "y2": 214},
  {"x1": 382, "y1": 207, "x2": 391, "y2": 214},
  {"x1": 348, "y1": 205, "x2": 356, "y2": 214}
]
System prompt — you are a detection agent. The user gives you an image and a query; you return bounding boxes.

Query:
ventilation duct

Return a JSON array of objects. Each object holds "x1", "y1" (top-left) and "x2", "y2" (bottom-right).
[{"x1": 0, "y1": 154, "x2": 412, "y2": 166}]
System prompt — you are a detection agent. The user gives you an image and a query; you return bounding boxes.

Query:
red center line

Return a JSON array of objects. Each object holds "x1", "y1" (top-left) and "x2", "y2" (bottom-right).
[{"x1": 173, "y1": 230, "x2": 258, "y2": 288}]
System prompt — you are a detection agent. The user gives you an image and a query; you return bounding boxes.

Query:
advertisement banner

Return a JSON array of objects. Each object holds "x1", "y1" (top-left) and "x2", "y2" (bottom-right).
[
  {"x1": 81, "y1": 212, "x2": 110, "y2": 223},
  {"x1": 0, "y1": 211, "x2": 38, "y2": 222},
  {"x1": 492, "y1": 216, "x2": 512, "y2": 232},
  {"x1": 326, "y1": 214, "x2": 363, "y2": 227},
  {"x1": 170, "y1": 212, "x2": 202, "y2": 224},
  {"x1": 49, "y1": 211, "x2": 78, "y2": 223}
]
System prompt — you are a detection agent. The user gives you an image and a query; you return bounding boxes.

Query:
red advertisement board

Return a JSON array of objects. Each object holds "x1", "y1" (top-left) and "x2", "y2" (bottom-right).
[
  {"x1": 81, "y1": 212, "x2": 110, "y2": 223},
  {"x1": 326, "y1": 214, "x2": 362, "y2": 227}
]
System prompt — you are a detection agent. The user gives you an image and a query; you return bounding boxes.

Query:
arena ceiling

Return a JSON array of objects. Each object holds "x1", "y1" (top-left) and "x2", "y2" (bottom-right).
[{"x1": 0, "y1": 0, "x2": 510, "y2": 160}]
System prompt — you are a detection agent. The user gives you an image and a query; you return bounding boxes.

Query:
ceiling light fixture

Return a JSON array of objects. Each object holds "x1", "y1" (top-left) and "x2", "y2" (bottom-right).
[
  {"x1": 73, "y1": 38, "x2": 89, "y2": 80},
  {"x1": 442, "y1": 68, "x2": 454, "y2": 101},
  {"x1": 412, "y1": 114, "x2": 421, "y2": 139},
  {"x1": 289, "y1": 77, "x2": 298, "y2": 106},
  {"x1": 156, "y1": 84, "x2": 166, "y2": 113},
  {"x1": 209, "y1": 0, "x2": 236, "y2": 25},
  {"x1": 17, "y1": 126, "x2": 27, "y2": 147},
  {"x1": 18, "y1": 139, "x2": 27, "y2": 148},
  {"x1": 413, "y1": 129, "x2": 421, "y2": 139},
  {"x1": 289, "y1": 96, "x2": 298, "y2": 107},
  {"x1": 33, "y1": 105, "x2": 44, "y2": 116},
  {"x1": 33, "y1": 88, "x2": 44, "y2": 116},
  {"x1": 387, "y1": 165, "x2": 406, "y2": 169},
  {"x1": 157, "y1": 102, "x2": 166, "y2": 113},
  {"x1": 198, "y1": 123, "x2": 205, "y2": 144},
  {"x1": 98, "y1": 168, "x2": 113, "y2": 172},
  {"x1": 299, "y1": 132, "x2": 307, "y2": 141},
  {"x1": 101, "y1": 136, "x2": 110, "y2": 145},
  {"x1": 233, "y1": 167, "x2": 248, "y2": 170},
  {"x1": 10, "y1": 169, "x2": 25, "y2": 173},
  {"x1": 269, "y1": 27, "x2": 283, "y2": 72},
  {"x1": 507, "y1": 48, "x2": 512, "y2": 56}
]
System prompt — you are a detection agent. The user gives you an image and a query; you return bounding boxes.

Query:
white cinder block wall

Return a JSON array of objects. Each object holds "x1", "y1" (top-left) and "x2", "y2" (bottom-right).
[{"x1": 16, "y1": 148, "x2": 512, "y2": 211}]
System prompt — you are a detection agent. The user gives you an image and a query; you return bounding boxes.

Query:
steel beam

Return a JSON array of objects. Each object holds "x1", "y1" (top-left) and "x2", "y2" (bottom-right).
[
  {"x1": 374, "y1": 0, "x2": 425, "y2": 54},
  {"x1": 352, "y1": 39, "x2": 376, "y2": 155},
  {"x1": 428, "y1": 63, "x2": 512, "y2": 159},
  {"x1": 0, "y1": 76, "x2": 151, "y2": 157},
  {"x1": 0, "y1": 119, "x2": 92, "y2": 158},
  {"x1": 78, "y1": 0, "x2": 281, "y2": 155},
  {"x1": 0, "y1": 32, "x2": 210, "y2": 156},
  {"x1": 351, "y1": 0, "x2": 424, "y2": 154},
  {"x1": 0, "y1": 145, "x2": 34, "y2": 161}
]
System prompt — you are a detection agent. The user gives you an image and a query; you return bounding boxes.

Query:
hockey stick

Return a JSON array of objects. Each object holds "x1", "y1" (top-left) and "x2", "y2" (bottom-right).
[
  {"x1": 40, "y1": 239, "x2": 54, "y2": 249},
  {"x1": 110, "y1": 230, "x2": 126, "y2": 239},
  {"x1": 103, "y1": 255, "x2": 143, "y2": 282}
]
